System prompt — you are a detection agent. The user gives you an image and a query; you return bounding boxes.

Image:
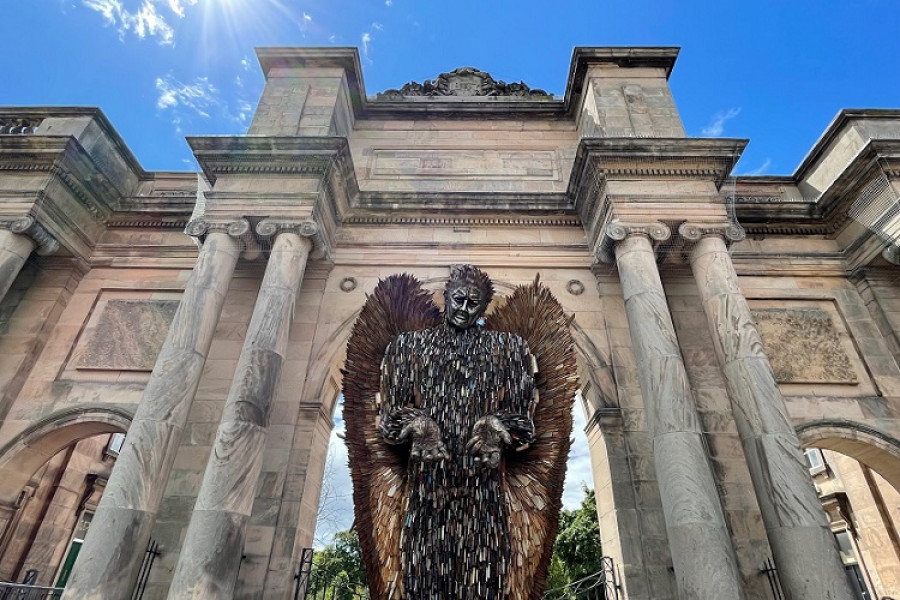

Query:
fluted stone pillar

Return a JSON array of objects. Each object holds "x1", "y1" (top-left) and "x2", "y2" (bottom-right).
[
  {"x1": 167, "y1": 224, "x2": 314, "y2": 599},
  {"x1": 63, "y1": 223, "x2": 245, "y2": 600},
  {"x1": 685, "y1": 226, "x2": 854, "y2": 600},
  {"x1": 0, "y1": 217, "x2": 59, "y2": 303},
  {"x1": 610, "y1": 223, "x2": 746, "y2": 600}
]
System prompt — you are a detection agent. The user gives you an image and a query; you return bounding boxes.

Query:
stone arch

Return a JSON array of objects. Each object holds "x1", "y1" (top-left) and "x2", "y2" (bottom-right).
[
  {"x1": 0, "y1": 406, "x2": 132, "y2": 506},
  {"x1": 294, "y1": 273, "x2": 620, "y2": 541},
  {"x1": 796, "y1": 419, "x2": 900, "y2": 492}
]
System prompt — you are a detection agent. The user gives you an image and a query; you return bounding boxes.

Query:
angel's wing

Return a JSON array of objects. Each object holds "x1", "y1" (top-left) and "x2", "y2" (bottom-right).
[
  {"x1": 485, "y1": 275, "x2": 579, "y2": 600},
  {"x1": 342, "y1": 274, "x2": 441, "y2": 599}
]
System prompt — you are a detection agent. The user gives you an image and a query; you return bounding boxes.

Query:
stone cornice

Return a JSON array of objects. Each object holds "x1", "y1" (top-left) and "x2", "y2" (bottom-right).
[
  {"x1": 570, "y1": 137, "x2": 748, "y2": 193},
  {"x1": 793, "y1": 109, "x2": 900, "y2": 181},
  {"x1": 187, "y1": 136, "x2": 349, "y2": 184},
  {"x1": 0, "y1": 107, "x2": 146, "y2": 177}
]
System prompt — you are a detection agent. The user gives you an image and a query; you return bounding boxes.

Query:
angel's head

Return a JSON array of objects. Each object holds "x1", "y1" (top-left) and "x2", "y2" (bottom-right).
[{"x1": 444, "y1": 264, "x2": 494, "y2": 329}]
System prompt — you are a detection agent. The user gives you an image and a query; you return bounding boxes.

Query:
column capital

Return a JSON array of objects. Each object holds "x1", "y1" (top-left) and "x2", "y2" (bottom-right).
[
  {"x1": 185, "y1": 217, "x2": 328, "y2": 260},
  {"x1": 597, "y1": 220, "x2": 670, "y2": 263},
  {"x1": 184, "y1": 218, "x2": 263, "y2": 259},
  {"x1": 1, "y1": 216, "x2": 59, "y2": 255},
  {"x1": 255, "y1": 218, "x2": 327, "y2": 259},
  {"x1": 883, "y1": 244, "x2": 900, "y2": 265},
  {"x1": 678, "y1": 221, "x2": 745, "y2": 244}
]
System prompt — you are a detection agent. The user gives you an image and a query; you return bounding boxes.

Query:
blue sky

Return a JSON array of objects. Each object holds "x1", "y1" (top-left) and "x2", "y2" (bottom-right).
[{"x1": 3, "y1": 1, "x2": 899, "y2": 175}]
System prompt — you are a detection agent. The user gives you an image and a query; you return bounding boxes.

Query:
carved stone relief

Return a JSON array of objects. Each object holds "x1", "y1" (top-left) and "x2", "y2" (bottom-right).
[
  {"x1": 376, "y1": 67, "x2": 551, "y2": 100},
  {"x1": 752, "y1": 307, "x2": 857, "y2": 384},
  {"x1": 78, "y1": 299, "x2": 178, "y2": 371}
]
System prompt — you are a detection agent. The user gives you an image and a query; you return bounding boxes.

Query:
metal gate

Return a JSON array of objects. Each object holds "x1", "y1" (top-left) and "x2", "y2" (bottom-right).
[
  {"x1": 541, "y1": 557, "x2": 621, "y2": 600},
  {"x1": 293, "y1": 548, "x2": 368, "y2": 600}
]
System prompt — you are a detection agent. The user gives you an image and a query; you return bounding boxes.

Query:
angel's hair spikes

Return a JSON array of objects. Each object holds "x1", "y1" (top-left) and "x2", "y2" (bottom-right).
[{"x1": 446, "y1": 264, "x2": 494, "y2": 307}]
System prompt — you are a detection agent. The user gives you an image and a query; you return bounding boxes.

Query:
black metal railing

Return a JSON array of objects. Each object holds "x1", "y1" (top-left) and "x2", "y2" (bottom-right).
[
  {"x1": 131, "y1": 538, "x2": 162, "y2": 600},
  {"x1": 294, "y1": 547, "x2": 368, "y2": 600},
  {"x1": 0, "y1": 582, "x2": 63, "y2": 599},
  {"x1": 542, "y1": 557, "x2": 620, "y2": 600},
  {"x1": 761, "y1": 557, "x2": 785, "y2": 600}
]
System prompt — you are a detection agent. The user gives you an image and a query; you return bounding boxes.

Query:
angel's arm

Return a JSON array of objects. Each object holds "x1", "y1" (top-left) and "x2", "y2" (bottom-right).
[
  {"x1": 377, "y1": 335, "x2": 449, "y2": 462},
  {"x1": 469, "y1": 337, "x2": 537, "y2": 466}
]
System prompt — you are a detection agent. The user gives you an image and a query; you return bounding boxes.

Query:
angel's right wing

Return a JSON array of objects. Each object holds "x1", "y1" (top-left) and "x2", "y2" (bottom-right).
[{"x1": 341, "y1": 274, "x2": 441, "y2": 599}]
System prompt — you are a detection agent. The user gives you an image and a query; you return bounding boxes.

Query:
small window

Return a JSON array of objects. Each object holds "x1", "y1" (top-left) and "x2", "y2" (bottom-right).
[
  {"x1": 107, "y1": 433, "x2": 126, "y2": 457},
  {"x1": 804, "y1": 448, "x2": 827, "y2": 475}
]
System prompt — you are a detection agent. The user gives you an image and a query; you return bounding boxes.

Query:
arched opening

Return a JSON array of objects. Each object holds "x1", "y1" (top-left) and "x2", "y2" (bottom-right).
[
  {"x1": 295, "y1": 277, "x2": 628, "y2": 596},
  {"x1": 798, "y1": 419, "x2": 900, "y2": 600},
  {"x1": 0, "y1": 407, "x2": 131, "y2": 589}
]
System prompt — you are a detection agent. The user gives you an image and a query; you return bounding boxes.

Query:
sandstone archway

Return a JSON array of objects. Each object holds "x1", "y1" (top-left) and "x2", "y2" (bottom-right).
[
  {"x1": 796, "y1": 419, "x2": 900, "y2": 492},
  {"x1": 0, "y1": 407, "x2": 132, "y2": 507}
]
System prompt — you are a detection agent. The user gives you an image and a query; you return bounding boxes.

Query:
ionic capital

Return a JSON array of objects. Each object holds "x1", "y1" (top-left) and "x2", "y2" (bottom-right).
[
  {"x1": 255, "y1": 219, "x2": 328, "y2": 259},
  {"x1": 184, "y1": 219, "x2": 261, "y2": 259},
  {"x1": 883, "y1": 244, "x2": 900, "y2": 266},
  {"x1": 678, "y1": 222, "x2": 745, "y2": 244},
  {"x1": 597, "y1": 221, "x2": 670, "y2": 263},
  {"x1": 1, "y1": 216, "x2": 59, "y2": 255}
]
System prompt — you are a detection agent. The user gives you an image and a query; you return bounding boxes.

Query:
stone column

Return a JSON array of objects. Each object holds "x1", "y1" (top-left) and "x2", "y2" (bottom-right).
[
  {"x1": 167, "y1": 223, "x2": 315, "y2": 599},
  {"x1": 685, "y1": 225, "x2": 855, "y2": 600},
  {"x1": 609, "y1": 222, "x2": 746, "y2": 600},
  {"x1": 0, "y1": 217, "x2": 58, "y2": 303},
  {"x1": 63, "y1": 221, "x2": 246, "y2": 600}
]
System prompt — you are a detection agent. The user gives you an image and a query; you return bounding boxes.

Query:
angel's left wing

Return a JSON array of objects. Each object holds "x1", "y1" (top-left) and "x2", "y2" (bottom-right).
[{"x1": 341, "y1": 274, "x2": 441, "y2": 600}]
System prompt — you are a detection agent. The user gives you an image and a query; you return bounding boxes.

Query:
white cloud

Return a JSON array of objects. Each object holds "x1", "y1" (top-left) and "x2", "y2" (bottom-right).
[
  {"x1": 361, "y1": 32, "x2": 372, "y2": 61},
  {"x1": 385, "y1": 0, "x2": 393, "y2": 5},
  {"x1": 562, "y1": 400, "x2": 593, "y2": 509},
  {"x1": 701, "y1": 107, "x2": 741, "y2": 137},
  {"x1": 372, "y1": 22, "x2": 383, "y2": 31},
  {"x1": 742, "y1": 157, "x2": 773, "y2": 176},
  {"x1": 155, "y1": 75, "x2": 218, "y2": 116},
  {"x1": 81, "y1": 0, "x2": 197, "y2": 44}
]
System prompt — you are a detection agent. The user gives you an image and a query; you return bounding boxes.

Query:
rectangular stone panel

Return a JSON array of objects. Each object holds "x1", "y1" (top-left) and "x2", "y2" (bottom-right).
[
  {"x1": 752, "y1": 307, "x2": 857, "y2": 384},
  {"x1": 78, "y1": 299, "x2": 178, "y2": 371},
  {"x1": 367, "y1": 149, "x2": 559, "y2": 180}
]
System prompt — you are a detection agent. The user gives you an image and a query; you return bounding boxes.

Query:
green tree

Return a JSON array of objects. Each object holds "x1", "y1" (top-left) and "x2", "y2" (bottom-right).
[
  {"x1": 311, "y1": 529, "x2": 367, "y2": 599},
  {"x1": 545, "y1": 487, "x2": 604, "y2": 595}
]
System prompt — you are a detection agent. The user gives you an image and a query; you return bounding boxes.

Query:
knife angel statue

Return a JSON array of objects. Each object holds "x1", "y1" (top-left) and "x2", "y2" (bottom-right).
[{"x1": 342, "y1": 265, "x2": 577, "y2": 600}]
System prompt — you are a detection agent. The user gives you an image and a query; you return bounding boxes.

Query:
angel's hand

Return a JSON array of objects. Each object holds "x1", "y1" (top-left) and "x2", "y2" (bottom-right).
[
  {"x1": 467, "y1": 415, "x2": 512, "y2": 469},
  {"x1": 399, "y1": 415, "x2": 450, "y2": 463}
]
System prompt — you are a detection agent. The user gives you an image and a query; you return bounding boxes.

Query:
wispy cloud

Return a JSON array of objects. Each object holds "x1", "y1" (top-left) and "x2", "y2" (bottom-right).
[
  {"x1": 81, "y1": 0, "x2": 196, "y2": 44},
  {"x1": 361, "y1": 32, "x2": 372, "y2": 61},
  {"x1": 155, "y1": 74, "x2": 254, "y2": 132},
  {"x1": 741, "y1": 157, "x2": 772, "y2": 176},
  {"x1": 299, "y1": 12, "x2": 312, "y2": 34},
  {"x1": 385, "y1": 0, "x2": 393, "y2": 5},
  {"x1": 701, "y1": 107, "x2": 741, "y2": 137},
  {"x1": 360, "y1": 22, "x2": 385, "y2": 63}
]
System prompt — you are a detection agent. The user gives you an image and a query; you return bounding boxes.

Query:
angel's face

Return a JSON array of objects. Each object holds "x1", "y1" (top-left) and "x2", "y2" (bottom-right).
[{"x1": 445, "y1": 285, "x2": 486, "y2": 330}]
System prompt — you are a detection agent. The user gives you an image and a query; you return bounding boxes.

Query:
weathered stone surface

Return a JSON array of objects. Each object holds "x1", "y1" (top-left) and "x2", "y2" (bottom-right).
[
  {"x1": 78, "y1": 300, "x2": 178, "y2": 371},
  {"x1": 753, "y1": 307, "x2": 857, "y2": 384},
  {"x1": 615, "y1": 233, "x2": 746, "y2": 600}
]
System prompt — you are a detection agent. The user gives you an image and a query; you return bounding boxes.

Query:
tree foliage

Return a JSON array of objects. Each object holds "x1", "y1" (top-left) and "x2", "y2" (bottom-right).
[
  {"x1": 545, "y1": 487, "x2": 604, "y2": 593},
  {"x1": 311, "y1": 529, "x2": 368, "y2": 599}
]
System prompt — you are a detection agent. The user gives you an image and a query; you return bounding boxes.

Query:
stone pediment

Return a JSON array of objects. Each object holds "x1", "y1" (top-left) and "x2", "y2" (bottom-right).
[{"x1": 376, "y1": 67, "x2": 552, "y2": 100}]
